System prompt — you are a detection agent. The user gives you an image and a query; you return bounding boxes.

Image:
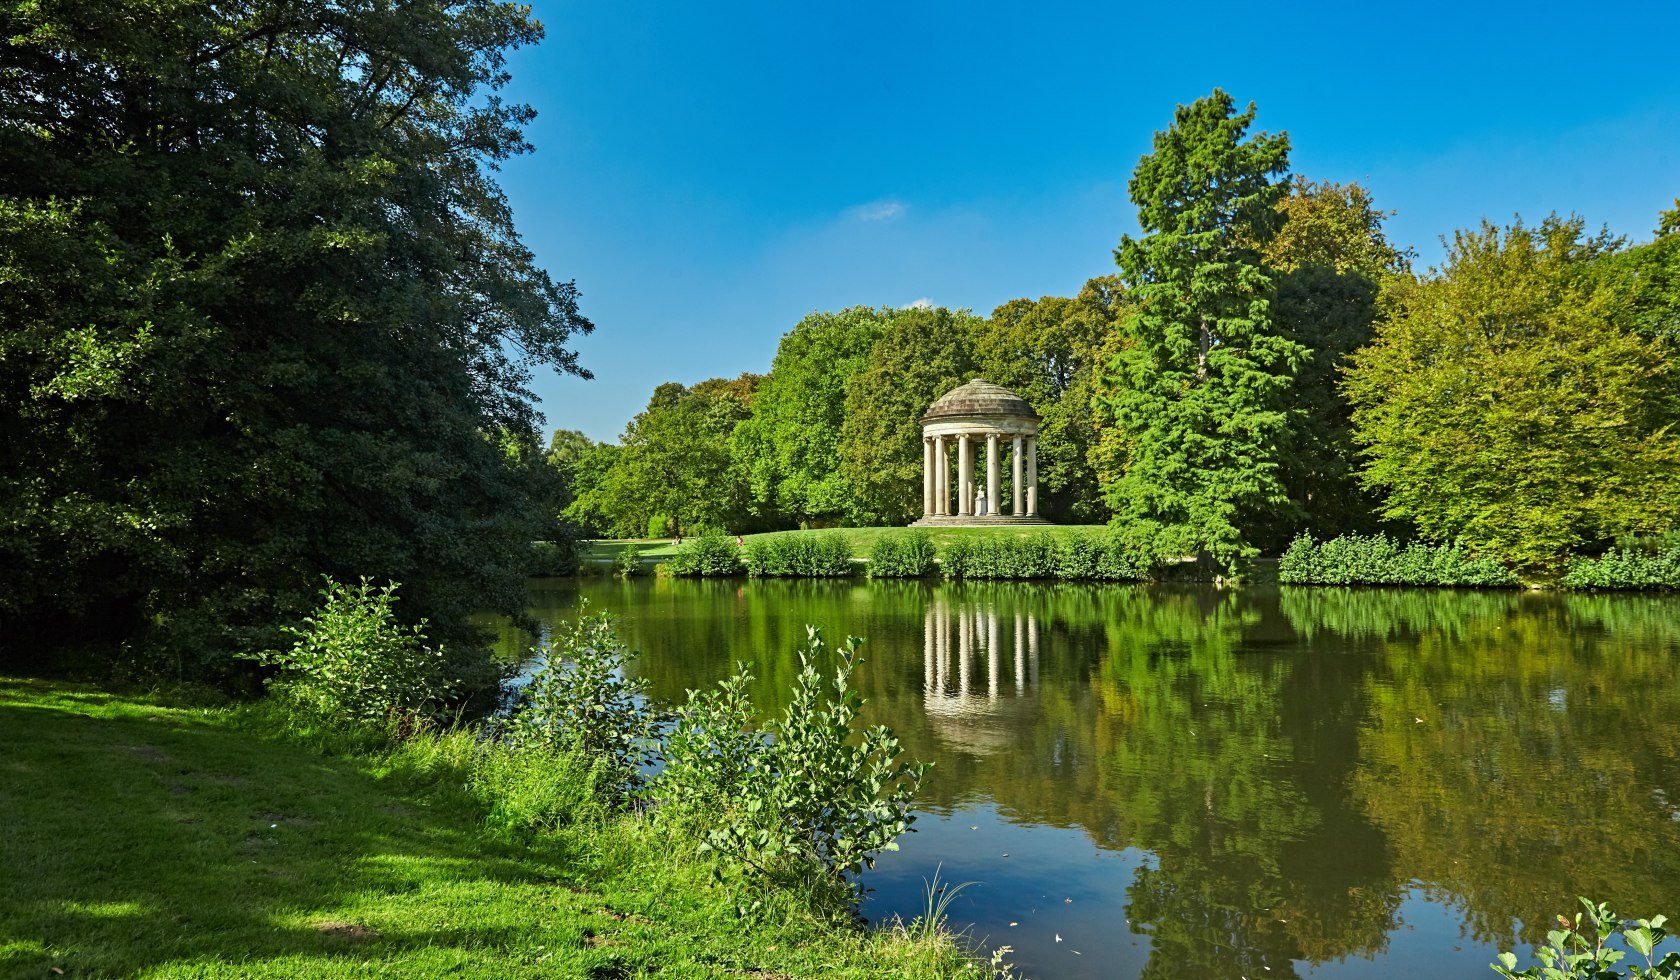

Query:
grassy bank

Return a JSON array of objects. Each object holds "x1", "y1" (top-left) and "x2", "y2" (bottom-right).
[
  {"x1": 579, "y1": 525, "x2": 1110, "y2": 564},
  {"x1": 0, "y1": 677, "x2": 989, "y2": 979}
]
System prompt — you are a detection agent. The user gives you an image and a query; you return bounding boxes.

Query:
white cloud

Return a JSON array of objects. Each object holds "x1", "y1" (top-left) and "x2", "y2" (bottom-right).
[
  {"x1": 901, "y1": 297, "x2": 933, "y2": 310},
  {"x1": 847, "y1": 199, "x2": 906, "y2": 222}
]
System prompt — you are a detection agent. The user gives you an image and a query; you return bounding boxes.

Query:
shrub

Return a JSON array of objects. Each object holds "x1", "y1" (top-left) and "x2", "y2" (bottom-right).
[
  {"x1": 261, "y1": 578, "x2": 458, "y2": 730},
  {"x1": 664, "y1": 529, "x2": 744, "y2": 577},
  {"x1": 647, "y1": 513, "x2": 671, "y2": 539},
  {"x1": 867, "y1": 531, "x2": 938, "y2": 578},
  {"x1": 942, "y1": 534, "x2": 1057, "y2": 580},
  {"x1": 1277, "y1": 532, "x2": 1521, "y2": 587},
  {"x1": 469, "y1": 741, "x2": 609, "y2": 838},
  {"x1": 1560, "y1": 547, "x2": 1680, "y2": 590},
  {"x1": 742, "y1": 533, "x2": 855, "y2": 577},
  {"x1": 503, "y1": 608, "x2": 661, "y2": 799},
  {"x1": 655, "y1": 627, "x2": 927, "y2": 889},
  {"x1": 1492, "y1": 898, "x2": 1677, "y2": 979},
  {"x1": 614, "y1": 543, "x2": 643, "y2": 578},
  {"x1": 1052, "y1": 533, "x2": 1152, "y2": 581},
  {"x1": 529, "y1": 539, "x2": 579, "y2": 577}
]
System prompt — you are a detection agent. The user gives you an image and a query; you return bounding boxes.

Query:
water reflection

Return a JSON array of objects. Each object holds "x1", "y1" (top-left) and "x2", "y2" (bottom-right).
[{"x1": 513, "y1": 579, "x2": 1680, "y2": 979}]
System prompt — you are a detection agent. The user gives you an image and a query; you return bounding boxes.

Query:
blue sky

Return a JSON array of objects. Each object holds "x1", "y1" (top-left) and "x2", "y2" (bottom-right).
[{"x1": 498, "y1": 0, "x2": 1680, "y2": 442}]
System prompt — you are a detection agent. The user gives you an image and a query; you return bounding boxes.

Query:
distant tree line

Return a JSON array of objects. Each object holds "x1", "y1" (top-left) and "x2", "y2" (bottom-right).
[{"x1": 561, "y1": 90, "x2": 1679, "y2": 576}]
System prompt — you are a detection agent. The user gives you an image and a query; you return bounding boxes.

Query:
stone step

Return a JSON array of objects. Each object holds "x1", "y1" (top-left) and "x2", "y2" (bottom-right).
[{"x1": 909, "y1": 515, "x2": 1052, "y2": 527}]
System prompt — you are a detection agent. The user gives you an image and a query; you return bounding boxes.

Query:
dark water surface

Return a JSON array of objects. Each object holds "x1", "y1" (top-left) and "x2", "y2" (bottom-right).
[{"x1": 510, "y1": 578, "x2": 1680, "y2": 980}]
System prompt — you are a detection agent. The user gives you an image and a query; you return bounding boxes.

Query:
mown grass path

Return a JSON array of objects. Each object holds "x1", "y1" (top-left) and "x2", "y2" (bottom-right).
[
  {"x1": 579, "y1": 525, "x2": 1111, "y2": 563},
  {"x1": 0, "y1": 678, "x2": 980, "y2": 979}
]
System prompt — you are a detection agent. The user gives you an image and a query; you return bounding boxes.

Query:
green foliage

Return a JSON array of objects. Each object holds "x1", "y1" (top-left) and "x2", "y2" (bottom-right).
[
  {"x1": 467, "y1": 740, "x2": 609, "y2": 839},
  {"x1": 655, "y1": 629, "x2": 927, "y2": 887},
  {"x1": 732, "y1": 308, "x2": 892, "y2": 525},
  {"x1": 741, "y1": 533, "x2": 855, "y2": 577},
  {"x1": 1560, "y1": 548, "x2": 1680, "y2": 591},
  {"x1": 1345, "y1": 216, "x2": 1680, "y2": 574},
  {"x1": 614, "y1": 543, "x2": 644, "y2": 578},
  {"x1": 838, "y1": 307, "x2": 982, "y2": 525},
  {"x1": 938, "y1": 532, "x2": 1149, "y2": 581},
  {"x1": 664, "y1": 529, "x2": 746, "y2": 577},
  {"x1": 977, "y1": 280, "x2": 1125, "y2": 524},
  {"x1": 867, "y1": 532, "x2": 939, "y2": 578},
  {"x1": 504, "y1": 610, "x2": 661, "y2": 798},
  {"x1": 1277, "y1": 533, "x2": 1520, "y2": 587},
  {"x1": 0, "y1": 0, "x2": 587, "y2": 678},
  {"x1": 260, "y1": 579, "x2": 459, "y2": 730},
  {"x1": 529, "y1": 540, "x2": 580, "y2": 577},
  {"x1": 1097, "y1": 90, "x2": 1305, "y2": 572},
  {"x1": 1492, "y1": 898, "x2": 1679, "y2": 979}
]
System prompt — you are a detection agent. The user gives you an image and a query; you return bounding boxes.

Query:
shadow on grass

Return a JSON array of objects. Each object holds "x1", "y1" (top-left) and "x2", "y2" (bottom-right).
[{"x1": 0, "y1": 678, "x2": 595, "y2": 976}]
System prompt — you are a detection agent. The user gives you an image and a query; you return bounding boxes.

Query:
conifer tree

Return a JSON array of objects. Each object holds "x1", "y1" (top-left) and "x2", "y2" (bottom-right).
[{"x1": 1097, "y1": 91, "x2": 1304, "y2": 571}]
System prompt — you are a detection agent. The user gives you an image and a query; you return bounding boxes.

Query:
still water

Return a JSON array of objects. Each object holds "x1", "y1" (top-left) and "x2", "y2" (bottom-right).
[{"x1": 510, "y1": 578, "x2": 1680, "y2": 980}]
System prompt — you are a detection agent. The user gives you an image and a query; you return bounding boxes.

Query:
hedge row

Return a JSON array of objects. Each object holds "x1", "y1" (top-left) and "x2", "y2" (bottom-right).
[
  {"x1": 942, "y1": 533, "x2": 1150, "y2": 581},
  {"x1": 866, "y1": 532, "x2": 937, "y2": 578},
  {"x1": 663, "y1": 532, "x2": 743, "y2": 577},
  {"x1": 742, "y1": 534, "x2": 855, "y2": 577},
  {"x1": 1560, "y1": 547, "x2": 1680, "y2": 590},
  {"x1": 1278, "y1": 533, "x2": 1520, "y2": 588}
]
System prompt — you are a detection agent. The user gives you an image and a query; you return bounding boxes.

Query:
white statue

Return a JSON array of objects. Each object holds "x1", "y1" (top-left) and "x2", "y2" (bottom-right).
[{"x1": 975, "y1": 489, "x2": 988, "y2": 516}]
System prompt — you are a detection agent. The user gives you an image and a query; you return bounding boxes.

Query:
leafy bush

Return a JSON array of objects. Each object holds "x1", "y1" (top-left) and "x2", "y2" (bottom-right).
[
  {"x1": 262, "y1": 578, "x2": 458, "y2": 729},
  {"x1": 647, "y1": 513, "x2": 671, "y2": 539},
  {"x1": 1560, "y1": 547, "x2": 1680, "y2": 590},
  {"x1": 742, "y1": 533, "x2": 855, "y2": 577},
  {"x1": 1492, "y1": 898, "x2": 1677, "y2": 979},
  {"x1": 1052, "y1": 533, "x2": 1152, "y2": 581},
  {"x1": 1278, "y1": 532, "x2": 1521, "y2": 587},
  {"x1": 942, "y1": 534, "x2": 1058, "y2": 580},
  {"x1": 614, "y1": 543, "x2": 643, "y2": 577},
  {"x1": 867, "y1": 531, "x2": 938, "y2": 578},
  {"x1": 655, "y1": 628, "x2": 926, "y2": 888},
  {"x1": 503, "y1": 609, "x2": 661, "y2": 798},
  {"x1": 664, "y1": 530, "x2": 744, "y2": 577},
  {"x1": 529, "y1": 539, "x2": 579, "y2": 577}
]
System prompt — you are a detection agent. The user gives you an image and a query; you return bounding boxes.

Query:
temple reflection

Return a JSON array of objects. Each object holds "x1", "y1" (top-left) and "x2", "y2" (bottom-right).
[{"x1": 922, "y1": 598, "x2": 1041, "y2": 755}]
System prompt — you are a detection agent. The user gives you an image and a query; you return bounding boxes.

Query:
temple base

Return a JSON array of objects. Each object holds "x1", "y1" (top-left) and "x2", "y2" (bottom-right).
[{"x1": 909, "y1": 515, "x2": 1051, "y2": 527}]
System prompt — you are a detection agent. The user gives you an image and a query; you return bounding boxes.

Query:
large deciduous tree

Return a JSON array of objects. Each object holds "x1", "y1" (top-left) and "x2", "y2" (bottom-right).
[
  {"x1": 1096, "y1": 91, "x2": 1303, "y2": 570},
  {"x1": 0, "y1": 0, "x2": 590, "y2": 677},
  {"x1": 731, "y1": 307, "x2": 890, "y2": 526},
  {"x1": 1344, "y1": 215, "x2": 1680, "y2": 573},
  {"x1": 837, "y1": 307, "x2": 980, "y2": 525}
]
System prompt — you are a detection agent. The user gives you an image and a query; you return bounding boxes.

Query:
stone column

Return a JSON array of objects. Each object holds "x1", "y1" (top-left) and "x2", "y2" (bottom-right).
[
  {"x1": 1012, "y1": 435, "x2": 1024, "y2": 516},
  {"x1": 922, "y1": 436, "x2": 934, "y2": 517},
  {"x1": 986, "y1": 433, "x2": 1000, "y2": 517},
  {"x1": 935, "y1": 436, "x2": 949, "y2": 516},
  {"x1": 957, "y1": 434, "x2": 973, "y2": 517},
  {"x1": 1026, "y1": 435, "x2": 1039, "y2": 517}
]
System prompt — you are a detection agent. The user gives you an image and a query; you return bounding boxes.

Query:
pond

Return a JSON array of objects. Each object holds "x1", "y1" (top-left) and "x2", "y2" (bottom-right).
[{"x1": 509, "y1": 577, "x2": 1680, "y2": 980}]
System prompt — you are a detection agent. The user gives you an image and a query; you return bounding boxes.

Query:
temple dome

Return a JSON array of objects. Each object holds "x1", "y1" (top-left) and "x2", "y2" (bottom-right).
[{"x1": 921, "y1": 379, "x2": 1038, "y2": 423}]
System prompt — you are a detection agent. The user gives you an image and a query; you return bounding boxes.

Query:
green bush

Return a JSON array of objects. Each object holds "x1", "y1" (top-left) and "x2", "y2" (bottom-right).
[
  {"x1": 529, "y1": 539, "x2": 579, "y2": 577},
  {"x1": 664, "y1": 530, "x2": 745, "y2": 577},
  {"x1": 1051, "y1": 533, "x2": 1152, "y2": 581},
  {"x1": 468, "y1": 740, "x2": 609, "y2": 838},
  {"x1": 504, "y1": 609, "x2": 662, "y2": 799},
  {"x1": 1278, "y1": 532, "x2": 1521, "y2": 587},
  {"x1": 742, "y1": 533, "x2": 855, "y2": 577},
  {"x1": 1492, "y1": 898, "x2": 1677, "y2": 979},
  {"x1": 655, "y1": 628, "x2": 926, "y2": 889},
  {"x1": 647, "y1": 513, "x2": 671, "y2": 539},
  {"x1": 261, "y1": 578, "x2": 458, "y2": 730},
  {"x1": 942, "y1": 534, "x2": 1056, "y2": 580},
  {"x1": 614, "y1": 543, "x2": 643, "y2": 577},
  {"x1": 1560, "y1": 547, "x2": 1680, "y2": 590},
  {"x1": 866, "y1": 531, "x2": 938, "y2": 578}
]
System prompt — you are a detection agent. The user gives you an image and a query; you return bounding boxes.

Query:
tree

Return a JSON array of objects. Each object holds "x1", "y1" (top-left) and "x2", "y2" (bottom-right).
[
  {"x1": 731, "y1": 307, "x2": 890, "y2": 526},
  {"x1": 1344, "y1": 215, "x2": 1680, "y2": 573},
  {"x1": 572, "y1": 376, "x2": 761, "y2": 537},
  {"x1": 0, "y1": 0, "x2": 589, "y2": 678},
  {"x1": 837, "y1": 307, "x2": 981, "y2": 525},
  {"x1": 977, "y1": 276, "x2": 1126, "y2": 523},
  {"x1": 1260, "y1": 178, "x2": 1412, "y2": 545},
  {"x1": 1096, "y1": 91, "x2": 1304, "y2": 571}
]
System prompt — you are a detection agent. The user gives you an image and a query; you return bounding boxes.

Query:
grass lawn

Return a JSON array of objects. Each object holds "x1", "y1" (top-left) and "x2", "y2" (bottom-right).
[
  {"x1": 0, "y1": 677, "x2": 985, "y2": 978},
  {"x1": 579, "y1": 525, "x2": 1110, "y2": 563}
]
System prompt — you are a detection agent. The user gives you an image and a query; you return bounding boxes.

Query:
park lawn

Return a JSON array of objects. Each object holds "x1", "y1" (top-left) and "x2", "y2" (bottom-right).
[
  {"x1": 580, "y1": 525, "x2": 1111, "y2": 564},
  {"x1": 0, "y1": 677, "x2": 981, "y2": 979}
]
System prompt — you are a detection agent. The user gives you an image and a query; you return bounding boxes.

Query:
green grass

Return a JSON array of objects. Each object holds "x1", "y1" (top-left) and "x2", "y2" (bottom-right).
[
  {"x1": 579, "y1": 525, "x2": 1110, "y2": 564},
  {"x1": 0, "y1": 677, "x2": 991, "y2": 978}
]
